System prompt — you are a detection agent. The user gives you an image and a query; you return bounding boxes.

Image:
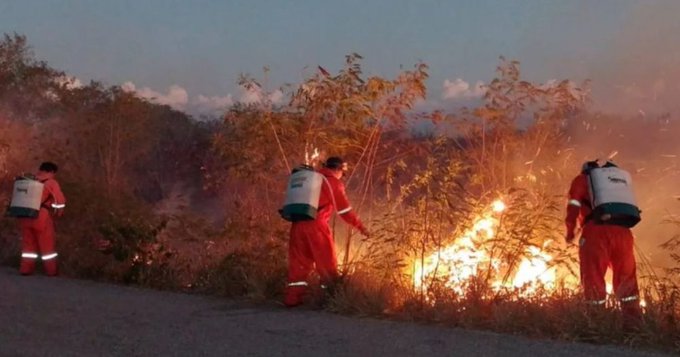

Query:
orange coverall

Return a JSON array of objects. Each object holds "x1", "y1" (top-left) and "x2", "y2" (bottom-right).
[
  {"x1": 284, "y1": 167, "x2": 367, "y2": 307},
  {"x1": 18, "y1": 176, "x2": 66, "y2": 276},
  {"x1": 565, "y1": 173, "x2": 641, "y2": 320}
]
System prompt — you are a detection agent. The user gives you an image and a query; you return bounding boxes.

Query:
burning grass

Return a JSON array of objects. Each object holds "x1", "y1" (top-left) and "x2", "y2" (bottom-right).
[
  {"x1": 411, "y1": 198, "x2": 568, "y2": 297},
  {"x1": 1, "y1": 45, "x2": 678, "y2": 353},
  {"x1": 330, "y1": 188, "x2": 679, "y2": 353},
  {"x1": 327, "y1": 266, "x2": 680, "y2": 353}
]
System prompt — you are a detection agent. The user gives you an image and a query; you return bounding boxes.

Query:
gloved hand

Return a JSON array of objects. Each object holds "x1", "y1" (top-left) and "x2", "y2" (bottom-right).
[{"x1": 565, "y1": 204, "x2": 580, "y2": 245}]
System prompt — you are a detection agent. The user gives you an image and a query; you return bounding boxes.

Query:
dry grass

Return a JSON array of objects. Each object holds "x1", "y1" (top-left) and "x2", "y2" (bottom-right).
[
  {"x1": 326, "y1": 270, "x2": 680, "y2": 353},
  {"x1": 1, "y1": 44, "x2": 678, "y2": 354}
]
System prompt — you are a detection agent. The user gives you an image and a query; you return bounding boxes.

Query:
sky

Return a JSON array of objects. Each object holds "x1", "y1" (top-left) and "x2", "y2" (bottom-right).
[{"x1": 1, "y1": 0, "x2": 679, "y2": 116}]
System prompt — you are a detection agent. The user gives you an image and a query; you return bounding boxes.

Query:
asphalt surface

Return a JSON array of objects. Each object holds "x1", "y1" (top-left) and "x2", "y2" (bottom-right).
[{"x1": 0, "y1": 267, "x2": 672, "y2": 357}]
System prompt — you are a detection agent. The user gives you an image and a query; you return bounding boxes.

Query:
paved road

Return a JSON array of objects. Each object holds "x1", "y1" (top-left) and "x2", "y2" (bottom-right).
[{"x1": 0, "y1": 268, "x2": 670, "y2": 357}]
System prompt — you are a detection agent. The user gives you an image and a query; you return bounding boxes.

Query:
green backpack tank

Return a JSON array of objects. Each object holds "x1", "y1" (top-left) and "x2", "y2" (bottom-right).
[{"x1": 280, "y1": 165, "x2": 324, "y2": 222}]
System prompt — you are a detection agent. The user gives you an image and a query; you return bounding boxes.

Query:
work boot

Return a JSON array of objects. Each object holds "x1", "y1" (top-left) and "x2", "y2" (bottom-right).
[
  {"x1": 43, "y1": 259, "x2": 58, "y2": 276},
  {"x1": 319, "y1": 277, "x2": 344, "y2": 308},
  {"x1": 19, "y1": 261, "x2": 36, "y2": 276},
  {"x1": 621, "y1": 301, "x2": 643, "y2": 332},
  {"x1": 283, "y1": 286, "x2": 306, "y2": 307}
]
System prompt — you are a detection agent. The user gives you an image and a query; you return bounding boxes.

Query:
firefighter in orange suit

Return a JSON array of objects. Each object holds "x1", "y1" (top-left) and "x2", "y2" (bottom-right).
[
  {"x1": 18, "y1": 162, "x2": 66, "y2": 276},
  {"x1": 284, "y1": 157, "x2": 369, "y2": 307},
  {"x1": 565, "y1": 161, "x2": 642, "y2": 326}
]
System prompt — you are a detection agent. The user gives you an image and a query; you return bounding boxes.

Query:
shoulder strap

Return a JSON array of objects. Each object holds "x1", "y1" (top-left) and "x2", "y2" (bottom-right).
[
  {"x1": 39, "y1": 178, "x2": 51, "y2": 207},
  {"x1": 320, "y1": 175, "x2": 338, "y2": 214}
]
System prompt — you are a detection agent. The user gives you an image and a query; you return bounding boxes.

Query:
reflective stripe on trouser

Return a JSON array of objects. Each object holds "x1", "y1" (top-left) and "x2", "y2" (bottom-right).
[
  {"x1": 285, "y1": 221, "x2": 339, "y2": 306},
  {"x1": 287, "y1": 281, "x2": 308, "y2": 287},
  {"x1": 568, "y1": 199, "x2": 581, "y2": 207},
  {"x1": 579, "y1": 224, "x2": 639, "y2": 303},
  {"x1": 620, "y1": 295, "x2": 638, "y2": 302},
  {"x1": 287, "y1": 221, "x2": 338, "y2": 285},
  {"x1": 20, "y1": 220, "x2": 58, "y2": 276},
  {"x1": 42, "y1": 253, "x2": 58, "y2": 260}
]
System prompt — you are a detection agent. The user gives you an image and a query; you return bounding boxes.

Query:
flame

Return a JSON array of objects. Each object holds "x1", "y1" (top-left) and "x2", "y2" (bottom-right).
[
  {"x1": 413, "y1": 223, "x2": 498, "y2": 294},
  {"x1": 411, "y1": 198, "x2": 650, "y2": 308},
  {"x1": 512, "y1": 245, "x2": 555, "y2": 291},
  {"x1": 304, "y1": 147, "x2": 320, "y2": 165},
  {"x1": 413, "y1": 199, "x2": 558, "y2": 298},
  {"x1": 491, "y1": 199, "x2": 506, "y2": 213}
]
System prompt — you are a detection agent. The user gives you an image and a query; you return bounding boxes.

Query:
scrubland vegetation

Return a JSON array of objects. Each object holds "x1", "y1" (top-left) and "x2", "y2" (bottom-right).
[{"x1": 0, "y1": 33, "x2": 677, "y2": 353}]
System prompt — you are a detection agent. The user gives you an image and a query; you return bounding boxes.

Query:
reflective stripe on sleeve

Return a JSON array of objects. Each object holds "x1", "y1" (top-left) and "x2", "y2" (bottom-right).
[
  {"x1": 51, "y1": 203, "x2": 66, "y2": 209},
  {"x1": 42, "y1": 253, "x2": 58, "y2": 260},
  {"x1": 21, "y1": 253, "x2": 39, "y2": 259},
  {"x1": 287, "y1": 281, "x2": 308, "y2": 287},
  {"x1": 568, "y1": 199, "x2": 581, "y2": 207},
  {"x1": 337, "y1": 207, "x2": 352, "y2": 215},
  {"x1": 587, "y1": 299, "x2": 606, "y2": 305}
]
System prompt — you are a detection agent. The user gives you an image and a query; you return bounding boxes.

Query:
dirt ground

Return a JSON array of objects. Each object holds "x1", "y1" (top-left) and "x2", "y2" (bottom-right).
[{"x1": 0, "y1": 267, "x2": 671, "y2": 357}]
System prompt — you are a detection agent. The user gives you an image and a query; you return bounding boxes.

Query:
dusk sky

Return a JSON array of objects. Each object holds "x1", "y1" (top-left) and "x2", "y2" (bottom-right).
[{"x1": 2, "y1": 1, "x2": 678, "y2": 115}]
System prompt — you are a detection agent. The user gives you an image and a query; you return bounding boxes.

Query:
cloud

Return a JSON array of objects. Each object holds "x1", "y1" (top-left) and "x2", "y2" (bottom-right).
[
  {"x1": 539, "y1": 79, "x2": 588, "y2": 102},
  {"x1": 239, "y1": 86, "x2": 284, "y2": 105},
  {"x1": 442, "y1": 79, "x2": 486, "y2": 100},
  {"x1": 122, "y1": 82, "x2": 189, "y2": 110},
  {"x1": 44, "y1": 75, "x2": 83, "y2": 101},
  {"x1": 120, "y1": 81, "x2": 136, "y2": 92},
  {"x1": 56, "y1": 75, "x2": 83, "y2": 89},
  {"x1": 269, "y1": 89, "x2": 284, "y2": 105},
  {"x1": 195, "y1": 94, "x2": 234, "y2": 111},
  {"x1": 239, "y1": 87, "x2": 261, "y2": 104},
  {"x1": 121, "y1": 81, "x2": 285, "y2": 116},
  {"x1": 538, "y1": 79, "x2": 559, "y2": 90}
]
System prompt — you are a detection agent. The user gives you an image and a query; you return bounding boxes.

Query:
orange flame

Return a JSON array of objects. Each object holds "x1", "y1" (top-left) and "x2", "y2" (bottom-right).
[{"x1": 413, "y1": 199, "x2": 558, "y2": 297}]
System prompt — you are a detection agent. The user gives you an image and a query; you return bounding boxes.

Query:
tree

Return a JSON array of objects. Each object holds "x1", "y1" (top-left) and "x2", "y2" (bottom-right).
[
  {"x1": 207, "y1": 54, "x2": 430, "y2": 268},
  {"x1": 0, "y1": 33, "x2": 63, "y2": 121}
]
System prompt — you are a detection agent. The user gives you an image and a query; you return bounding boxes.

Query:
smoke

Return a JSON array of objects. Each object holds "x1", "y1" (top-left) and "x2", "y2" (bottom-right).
[
  {"x1": 590, "y1": 2, "x2": 680, "y2": 115},
  {"x1": 554, "y1": 3, "x2": 680, "y2": 273},
  {"x1": 565, "y1": 113, "x2": 680, "y2": 273}
]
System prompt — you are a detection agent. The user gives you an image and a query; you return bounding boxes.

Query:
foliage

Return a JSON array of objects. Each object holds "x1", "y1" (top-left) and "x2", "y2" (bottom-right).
[
  {"x1": 189, "y1": 211, "x2": 289, "y2": 299},
  {"x1": 349, "y1": 57, "x2": 586, "y2": 300},
  {"x1": 0, "y1": 33, "x2": 678, "y2": 353},
  {"x1": 0, "y1": 33, "x2": 214, "y2": 286},
  {"x1": 96, "y1": 211, "x2": 168, "y2": 282},
  {"x1": 0, "y1": 33, "x2": 64, "y2": 121}
]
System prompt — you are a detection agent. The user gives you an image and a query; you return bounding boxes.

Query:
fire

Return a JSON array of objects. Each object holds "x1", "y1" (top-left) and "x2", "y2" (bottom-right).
[
  {"x1": 491, "y1": 199, "x2": 506, "y2": 213},
  {"x1": 304, "y1": 146, "x2": 320, "y2": 165},
  {"x1": 512, "y1": 245, "x2": 555, "y2": 291},
  {"x1": 411, "y1": 198, "x2": 651, "y2": 308},
  {"x1": 413, "y1": 199, "x2": 557, "y2": 297}
]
